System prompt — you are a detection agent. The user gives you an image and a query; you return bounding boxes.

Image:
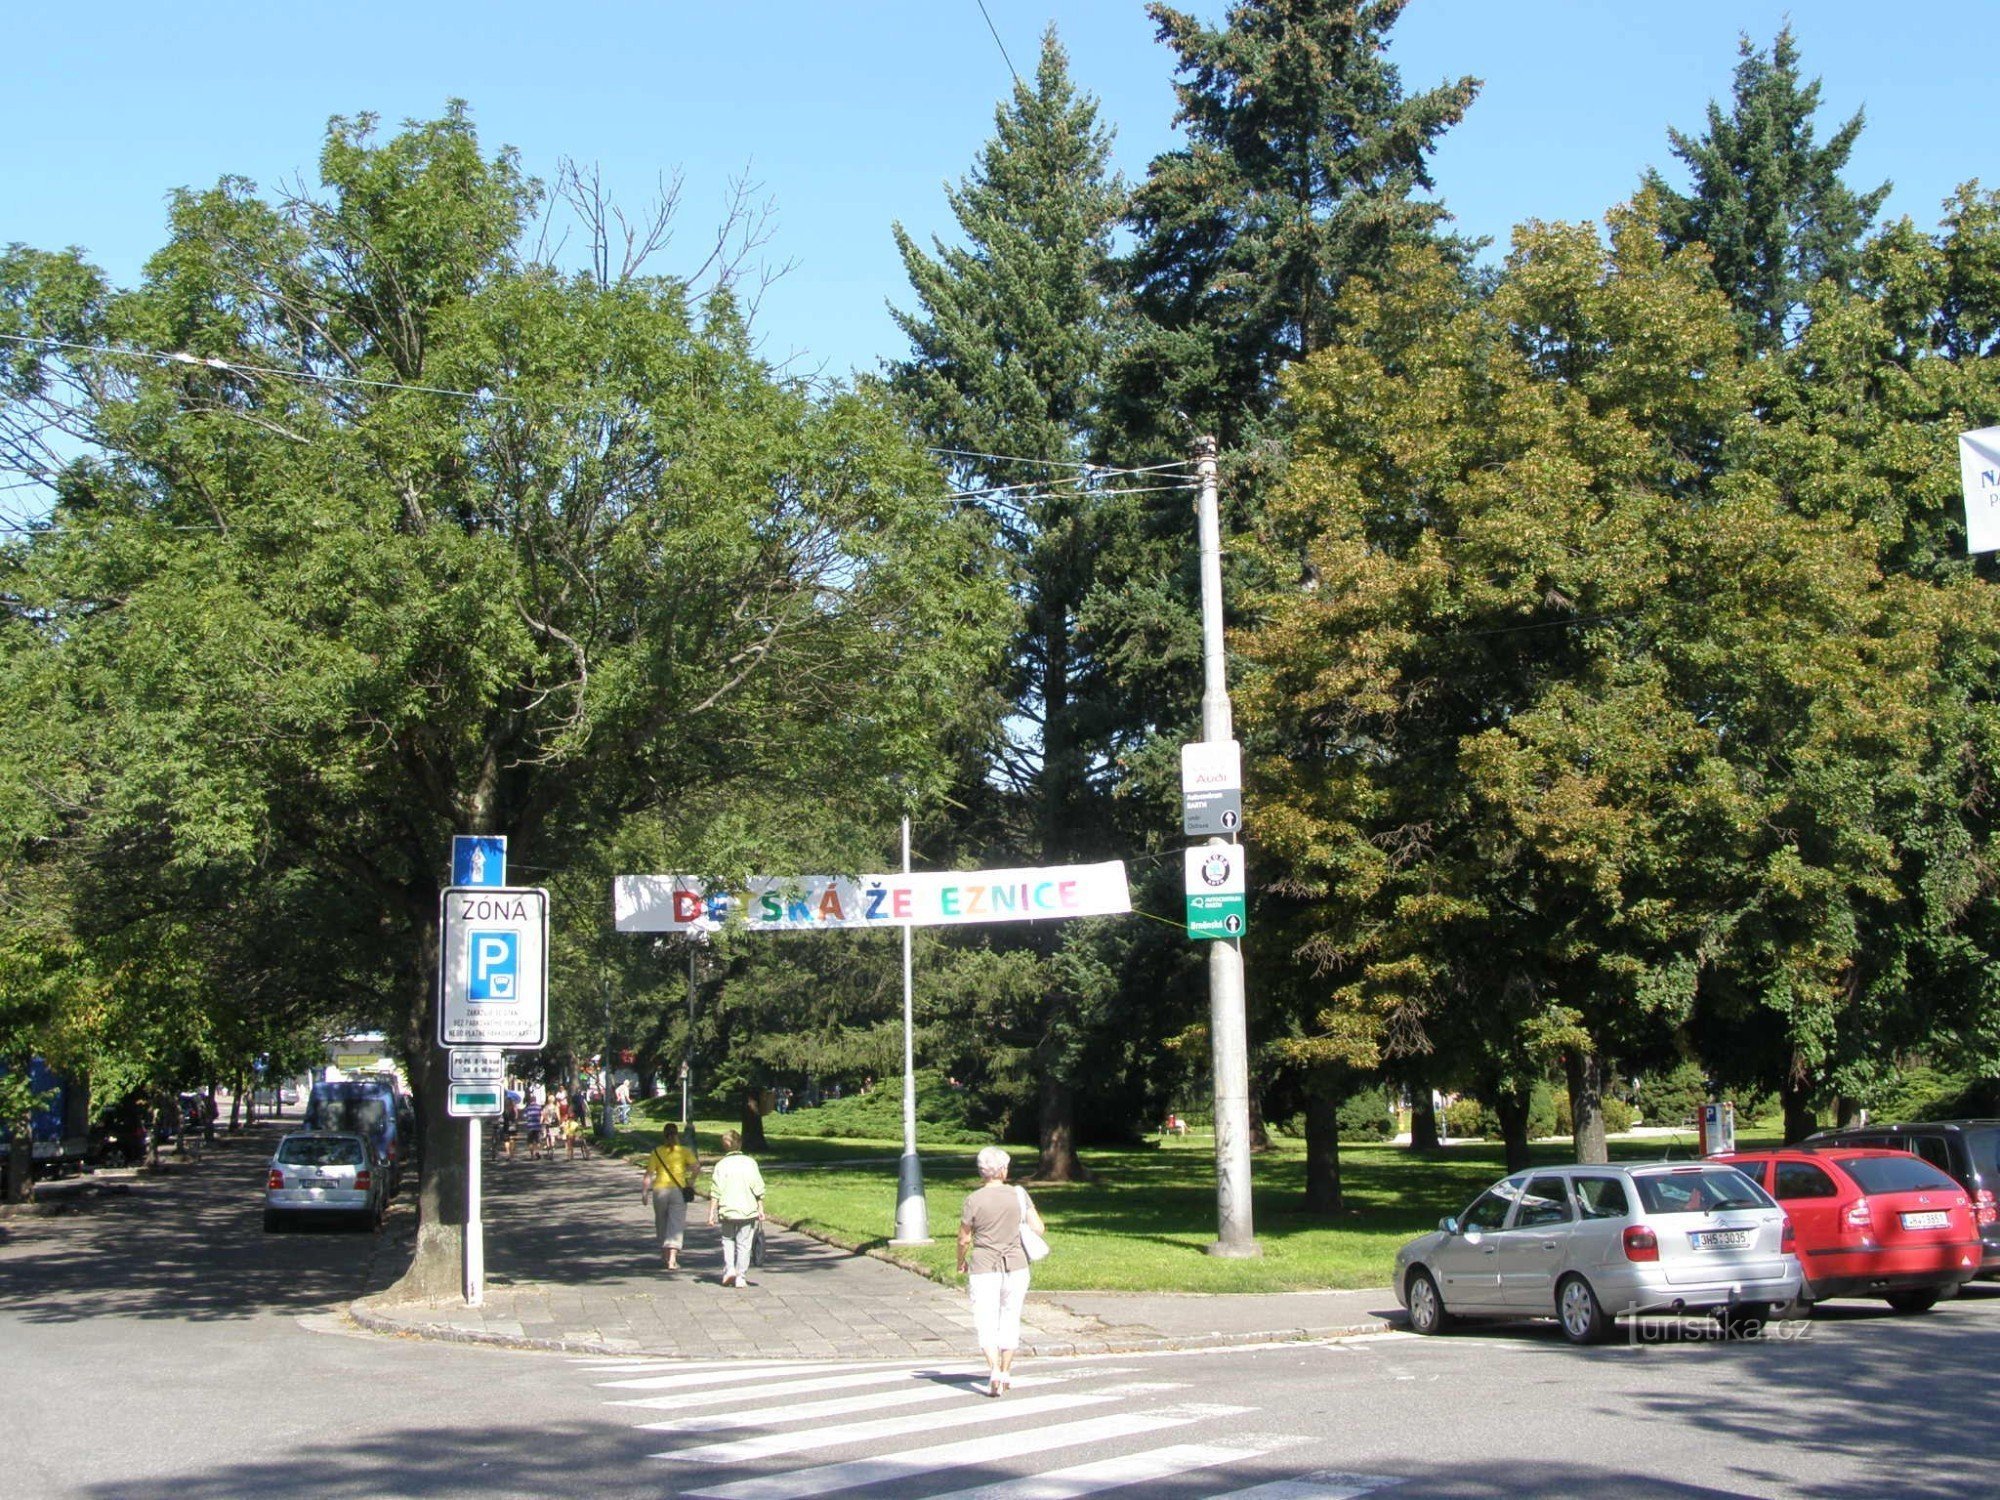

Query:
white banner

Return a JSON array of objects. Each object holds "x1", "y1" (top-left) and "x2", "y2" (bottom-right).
[
  {"x1": 614, "y1": 862, "x2": 1131, "y2": 934},
  {"x1": 1960, "y1": 426, "x2": 2000, "y2": 554}
]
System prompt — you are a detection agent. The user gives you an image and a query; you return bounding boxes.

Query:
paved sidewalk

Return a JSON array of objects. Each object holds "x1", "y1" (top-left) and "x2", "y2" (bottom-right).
[{"x1": 350, "y1": 1147, "x2": 1397, "y2": 1359}]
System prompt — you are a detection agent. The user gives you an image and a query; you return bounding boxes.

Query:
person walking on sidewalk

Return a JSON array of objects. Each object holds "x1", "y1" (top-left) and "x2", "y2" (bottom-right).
[
  {"x1": 706, "y1": 1130, "x2": 765, "y2": 1287},
  {"x1": 957, "y1": 1145, "x2": 1045, "y2": 1398},
  {"x1": 641, "y1": 1123, "x2": 700, "y2": 1272}
]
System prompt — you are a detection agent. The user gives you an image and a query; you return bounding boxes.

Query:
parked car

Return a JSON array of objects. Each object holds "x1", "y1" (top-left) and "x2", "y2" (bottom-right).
[
  {"x1": 1718, "y1": 1147, "x2": 1980, "y2": 1312},
  {"x1": 304, "y1": 1078, "x2": 408, "y2": 1193},
  {"x1": 1802, "y1": 1120, "x2": 2000, "y2": 1278},
  {"x1": 263, "y1": 1131, "x2": 384, "y2": 1231},
  {"x1": 1394, "y1": 1162, "x2": 1802, "y2": 1344}
]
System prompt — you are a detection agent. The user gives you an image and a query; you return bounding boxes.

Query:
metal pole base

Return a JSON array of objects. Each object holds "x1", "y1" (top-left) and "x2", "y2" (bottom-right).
[
  {"x1": 1205, "y1": 1238, "x2": 1264, "y2": 1259},
  {"x1": 889, "y1": 1149, "x2": 932, "y2": 1244}
]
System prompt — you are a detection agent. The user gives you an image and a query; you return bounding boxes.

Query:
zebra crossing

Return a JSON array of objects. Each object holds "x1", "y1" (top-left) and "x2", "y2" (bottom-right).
[{"x1": 571, "y1": 1353, "x2": 1402, "y2": 1498}]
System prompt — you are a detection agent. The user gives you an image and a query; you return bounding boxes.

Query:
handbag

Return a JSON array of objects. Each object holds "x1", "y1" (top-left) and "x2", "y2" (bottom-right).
[{"x1": 1016, "y1": 1187, "x2": 1050, "y2": 1262}]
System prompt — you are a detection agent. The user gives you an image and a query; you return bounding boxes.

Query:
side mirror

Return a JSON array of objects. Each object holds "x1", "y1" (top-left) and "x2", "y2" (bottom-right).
[{"x1": 1438, "y1": 1216, "x2": 1460, "y2": 1235}]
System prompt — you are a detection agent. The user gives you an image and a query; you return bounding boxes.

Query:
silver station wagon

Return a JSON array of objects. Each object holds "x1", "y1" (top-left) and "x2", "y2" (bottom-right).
[
  {"x1": 263, "y1": 1130, "x2": 385, "y2": 1231},
  {"x1": 1394, "y1": 1162, "x2": 1803, "y2": 1343}
]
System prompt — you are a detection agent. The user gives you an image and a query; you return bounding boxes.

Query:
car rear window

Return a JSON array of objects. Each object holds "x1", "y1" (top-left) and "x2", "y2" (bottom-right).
[
  {"x1": 311, "y1": 1096, "x2": 388, "y2": 1135},
  {"x1": 1967, "y1": 1130, "x2": 2000, "y2": 1181},
  {"x1": 278, "y1": 1137, "x2": 366, "y2": 1167},
  {"x1": 1834, "y1": 1155, "x2": 1958, "y2": 1195},
  {"x1": 1635, "y1": 1167, "x2": 1770, "y2": 1215}
]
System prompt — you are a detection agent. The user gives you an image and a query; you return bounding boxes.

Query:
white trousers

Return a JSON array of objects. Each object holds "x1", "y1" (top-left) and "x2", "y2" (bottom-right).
[{"x1": 967, "y1": 1267, "x2": 1031, "y2": 1352}]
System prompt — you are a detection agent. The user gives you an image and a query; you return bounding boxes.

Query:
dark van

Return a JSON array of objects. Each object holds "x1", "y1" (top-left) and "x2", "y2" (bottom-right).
[
  {"x1": 305, "y1": 1079, "x2": 407, "y2": 1193},
  {"x1": 1804, "y1": 1120, "x2": 2000, "y2": 1276}
]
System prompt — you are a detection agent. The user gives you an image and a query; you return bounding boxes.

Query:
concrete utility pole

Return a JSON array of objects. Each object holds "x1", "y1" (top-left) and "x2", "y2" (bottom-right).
[{"x1": 1193, "y1": 434, "x2": 1259, "y2": 1258}]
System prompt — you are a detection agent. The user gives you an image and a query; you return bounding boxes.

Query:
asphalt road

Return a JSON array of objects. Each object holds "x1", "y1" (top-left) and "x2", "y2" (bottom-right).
[{"x1": 3, "y1": 1126, "x2": 1996, "y2": 1499}]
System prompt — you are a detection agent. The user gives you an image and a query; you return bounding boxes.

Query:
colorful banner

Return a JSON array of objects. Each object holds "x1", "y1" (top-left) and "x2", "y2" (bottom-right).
[{"x1": 614, "y1": 862, "x2": 1131, "y2": 933}]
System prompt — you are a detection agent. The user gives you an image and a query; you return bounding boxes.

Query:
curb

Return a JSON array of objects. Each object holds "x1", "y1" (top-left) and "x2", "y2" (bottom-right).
[{"x1": 344, "y1": 1294, "x2": 1394, "y2": 1361}]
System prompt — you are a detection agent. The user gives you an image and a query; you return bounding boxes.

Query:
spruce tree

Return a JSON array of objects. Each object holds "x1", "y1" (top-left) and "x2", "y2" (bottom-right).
[
  {"x1": 886, "y1": 30, "x2": 1129, "y2": 1178},
  {"x1": 1644, "y1": 25, "x2": 1890, "y2": 353},
  {"x1": 1114, "y1": 0, "x2": 1479, "y2": 448}
]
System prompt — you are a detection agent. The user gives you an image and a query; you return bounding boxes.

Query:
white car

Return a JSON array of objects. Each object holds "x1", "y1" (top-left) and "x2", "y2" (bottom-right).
[
  {"x1": 1394, "y1": 1161, "x2": 1802, "y2": 1343},
  {"x1": 263, "y1": 1131, "x2": 384, "y2": 1231}
]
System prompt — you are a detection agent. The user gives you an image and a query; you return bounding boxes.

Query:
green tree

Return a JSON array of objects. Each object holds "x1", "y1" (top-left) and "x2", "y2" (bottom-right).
[
  {"x1": 0, "y1": 108, "x2": 1005, "y2": 1288},
  {"x1": 1643, "y1": 25, "x2": 1889, "y2": 354},
  {"x1": 1113, "y1": 0, "x2": 1479, "y2": 449},
  {"x1": 887, "y1": 31, "x2": 1137, "y2": 1178}
]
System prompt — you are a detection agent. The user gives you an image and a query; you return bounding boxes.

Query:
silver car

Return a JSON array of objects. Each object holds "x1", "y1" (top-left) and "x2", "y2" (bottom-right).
[
  {"x1": 1394, "y1": 1162, "x2": 1802, "y2": 1343},
  {"x1": 263, "y1": 1130, "x2": 384, "y2": 1231}
]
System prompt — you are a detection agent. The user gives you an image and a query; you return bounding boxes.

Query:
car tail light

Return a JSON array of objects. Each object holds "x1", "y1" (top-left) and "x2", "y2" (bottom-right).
[
  {"x1": 1976, "y1": 1190, "x2": 1998, "y2": 1227},
  {"x1": 1781, "y1": 1216, "x2": 1795, "y2": 1252},
  {"x1": 1845, "y1": 1198, "x2": 1874, "y2": 1231},
  {"x1": 1622, "y1": 1226, "x2": 1659, "y2": 1262},
  {"x1": 354, "y1": 1171, "x2": 371, "y2": 1192},
  {"x1": 267, "y1": 1168, "x2": 284, "y2": 1190}
]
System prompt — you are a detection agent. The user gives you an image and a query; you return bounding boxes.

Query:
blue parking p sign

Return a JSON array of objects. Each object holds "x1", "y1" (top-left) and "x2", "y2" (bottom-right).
[{"x1": 468, "y1": 932, "x2": 519, "y2": 1001}]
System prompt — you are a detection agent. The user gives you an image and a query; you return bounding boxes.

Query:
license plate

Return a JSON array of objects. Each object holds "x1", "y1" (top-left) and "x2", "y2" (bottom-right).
[
  {"x1": 1692, "y1": 1229, "x2": 1752, "y2": 1249},
  {"x1": 1901, "y1": 1211, "x2": 1949, "y2": 1230}
]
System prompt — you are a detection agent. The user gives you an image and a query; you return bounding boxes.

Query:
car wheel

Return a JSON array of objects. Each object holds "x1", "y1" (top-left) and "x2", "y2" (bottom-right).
[
  {"x1": 1556, "y1": 1275, "x2": 1612, "y2": 1345},
  {"x1": 262, "y1": 1209, "x2": 282, "y2": 1233},
  {"x1": 1885, "y1": 1289, "x2": 1941, "y2": 1315},
  {"x1": 1405, "y1": 1268, "x2": 1451, "y2": 1336},
  {"x1": 1718, "y1": 1303, "x2": 1768, "y2": 1339}
]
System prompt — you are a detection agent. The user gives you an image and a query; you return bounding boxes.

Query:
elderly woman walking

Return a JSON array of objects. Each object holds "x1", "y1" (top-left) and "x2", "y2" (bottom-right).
[
  {"x1": 956, "y1": 1145, "x2": 1046, "y2": 1398},
  {"x1": 706, "y1": 1129, "x2": 765, "y2": 1287}
]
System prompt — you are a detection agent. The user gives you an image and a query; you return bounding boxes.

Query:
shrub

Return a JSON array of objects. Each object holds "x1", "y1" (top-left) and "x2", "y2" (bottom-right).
[
  {"x1": 1443, "y1": 1097, "x2": 1485, "y2": 1138},
  {"x1": 1337, "y1": 1085, "x2": 1396, "y2": 1141},
  {"x1": 1554, "y1": 1091, "x2": 1637, "y2": 1137},
  {"x1": 762, "y1": 1069, "x2": 992, "y2": 1145},
  {"x1": 1633, "y1": 1061, "x2": 1708, "y2": 1127}
]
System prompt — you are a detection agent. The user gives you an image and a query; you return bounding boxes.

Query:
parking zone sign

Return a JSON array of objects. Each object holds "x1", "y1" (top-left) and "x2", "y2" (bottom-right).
[{"x1": 438, "y1": 886, "x2": 550, "y2": 1048}]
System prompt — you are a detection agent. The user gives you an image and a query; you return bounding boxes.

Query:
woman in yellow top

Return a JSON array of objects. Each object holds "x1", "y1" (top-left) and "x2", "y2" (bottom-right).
[{"x1": 641, "y1": 1123, "x2": 700, "y2": 1272}]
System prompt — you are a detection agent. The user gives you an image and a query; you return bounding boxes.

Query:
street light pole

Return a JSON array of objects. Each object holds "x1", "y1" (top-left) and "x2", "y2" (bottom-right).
[
  {"x1": 1194, "y1": 434, "x2": 1259, "y2": 1258},
  {"x1": 891, "y1": 814, "x2": 931, "y2": 1243}
]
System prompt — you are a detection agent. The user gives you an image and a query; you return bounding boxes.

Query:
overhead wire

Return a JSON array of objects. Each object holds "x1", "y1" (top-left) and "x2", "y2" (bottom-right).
[{"x1": 0, "y1": 331, "x2": 514, "y2": 405}]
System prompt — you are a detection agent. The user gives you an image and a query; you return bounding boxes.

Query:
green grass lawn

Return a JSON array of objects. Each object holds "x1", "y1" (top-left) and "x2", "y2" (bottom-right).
[{"x1": 606, "y1": 1108, "x2": 1776, "y2": 1294}]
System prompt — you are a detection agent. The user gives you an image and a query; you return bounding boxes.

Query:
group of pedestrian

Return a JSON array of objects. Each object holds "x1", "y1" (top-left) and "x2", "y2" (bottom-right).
[
  {"x1": 498, "y1": 1085, "x2": 594, "y2": 1162},
  {"x1": 634, "y1": 1126, "x2": 1047, "y2": 1399}
]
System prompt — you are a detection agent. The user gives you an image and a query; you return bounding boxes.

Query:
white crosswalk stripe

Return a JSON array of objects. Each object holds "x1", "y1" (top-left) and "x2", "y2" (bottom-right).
[
  {"x1": 679, "y1": 1405, "x2": 1251, "y2": 1500},
  {"x1": 572, "y1": 1355, "x2": 1404, "y2": 1500}
]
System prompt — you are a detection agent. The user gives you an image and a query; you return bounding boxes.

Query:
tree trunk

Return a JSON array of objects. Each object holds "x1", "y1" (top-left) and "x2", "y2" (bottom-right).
[
  {"x1": 740, "y1": 1090, "x2": 767, "y2": 1152},
  {"x1": 1835, "y1": 1094, "x2": 1860, "y2": 1128},
  {"x1": 1566, "y1": 1050, "x2": 1609, "y2": 1165},
  {"x1": 1780, "y1": 1081, "x2": 1818, "y2": 1145},
  {"x1": 1302, "y1": 1077, "x2": 1342, "y2": 1214},
  {"x1": 1247, "y1": 1082, "x2": 1270, "y2": 1153},
  {"x1": 385, "y1": 900, "x2": 467, "y2": 1303},
  {"x1": 1495, "y1": 1088, "x2": 1532, "y2": 1173},
  {"x1": 1036, "y1": 1073, "x2": 1088, "y2": 1182},
  {"x1": 1408, "y1": 1071, "x2": 1441, "y2": 1152},
  {"x1": 229, "y1": 1073, "x2": 244, "y2": 1131}
]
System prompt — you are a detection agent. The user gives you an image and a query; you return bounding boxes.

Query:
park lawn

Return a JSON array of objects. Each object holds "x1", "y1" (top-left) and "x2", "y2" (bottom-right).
[{"x1": 609, "y1": 1113, "x2": 1779, "y2": 1293}]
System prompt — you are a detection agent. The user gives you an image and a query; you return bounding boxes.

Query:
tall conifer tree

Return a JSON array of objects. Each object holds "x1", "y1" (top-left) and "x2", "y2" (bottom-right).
[
  {"x1": 1113, "y1": 0, "x2": 1479, "y2": 449},
  {"x1": 1644, "y1": 26, "x2": 1889, "y2": 353},
  {"x1": 887, "y1": 31, "x2": 1129, "y2": 1177}
]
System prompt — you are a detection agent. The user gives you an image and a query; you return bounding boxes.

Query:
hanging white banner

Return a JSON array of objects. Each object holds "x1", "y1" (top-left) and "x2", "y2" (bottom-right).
[
  {"x1": 614, "y1": 862, "x2": 1131, "y2": 934},
  {"x1": 1960, "y1": 426, "x2": 2000, "y2": 554}
]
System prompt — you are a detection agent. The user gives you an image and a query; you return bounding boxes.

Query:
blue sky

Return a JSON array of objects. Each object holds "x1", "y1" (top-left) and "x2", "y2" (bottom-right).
[{"x1": 4, "y1": 2, "x2": 1993, "y2": 380}]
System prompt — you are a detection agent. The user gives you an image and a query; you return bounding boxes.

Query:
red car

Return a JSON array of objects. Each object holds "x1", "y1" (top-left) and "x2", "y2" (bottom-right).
[{"x1": 1719, "y1": 1148, "x2": 1981, "y2": 1312}]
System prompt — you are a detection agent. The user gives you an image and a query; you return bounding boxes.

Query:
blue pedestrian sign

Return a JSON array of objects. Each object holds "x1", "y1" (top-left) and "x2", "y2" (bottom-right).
[{"x1": 438, "y1": 887, "x2": 549, "y2": 1048}]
